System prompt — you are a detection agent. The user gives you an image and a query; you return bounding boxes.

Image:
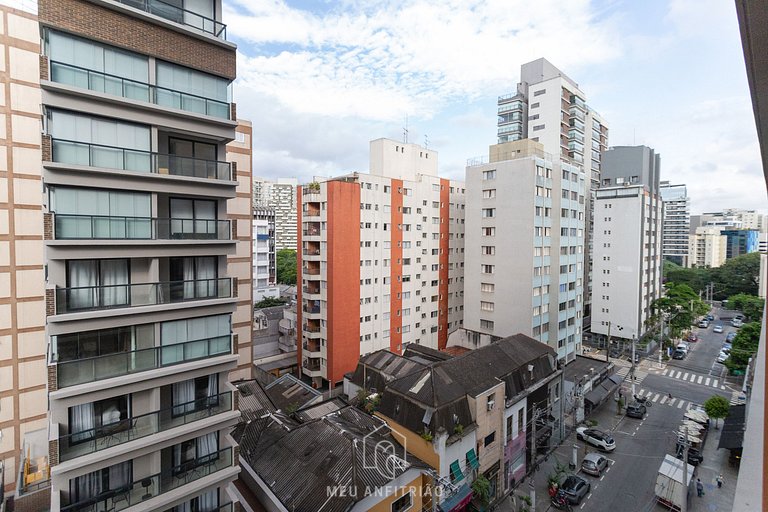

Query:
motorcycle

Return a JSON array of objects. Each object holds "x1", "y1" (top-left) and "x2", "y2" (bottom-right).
[
  {"x1": 633, "y1": 394, "x2": 652, "y2": 407},
  {"x1": 551, "y1": 492, "x2": 573, "y2": 511}
]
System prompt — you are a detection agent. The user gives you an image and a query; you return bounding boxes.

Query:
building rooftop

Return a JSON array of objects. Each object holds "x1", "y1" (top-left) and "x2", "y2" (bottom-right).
[
  {"x1": 264, "y1": 374, "x2": 322, "y2": 412},
  {"x1": 563, "y1": 355, "x2": 612, "y2": 384}
]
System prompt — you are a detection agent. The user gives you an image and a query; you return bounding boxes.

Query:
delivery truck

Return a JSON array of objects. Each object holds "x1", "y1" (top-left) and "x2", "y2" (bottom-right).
[{"x1": 655, "y1": 454, "x2": 694, "y2": 511}]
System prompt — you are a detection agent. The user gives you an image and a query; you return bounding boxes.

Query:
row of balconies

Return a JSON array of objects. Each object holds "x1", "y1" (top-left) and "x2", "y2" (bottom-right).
[{"x1": 51, "y1": 213, "x2": 232, "y2": 242}]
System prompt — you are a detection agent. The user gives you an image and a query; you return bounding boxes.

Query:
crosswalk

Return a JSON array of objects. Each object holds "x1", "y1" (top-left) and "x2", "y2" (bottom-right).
[
  {"x1": 615, "y1": 365, "x2": 649, "y2": 385},
  {"x1": 634, "y1": 388, "x2": 691, "y2": 409},
  {"x1": 659, "y1": 368, "x2": 726, "y2": 390}
]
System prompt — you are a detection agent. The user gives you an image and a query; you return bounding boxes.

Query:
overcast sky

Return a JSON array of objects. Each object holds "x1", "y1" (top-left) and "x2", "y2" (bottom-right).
[{"x1": 227, "y1": 0, "x2": 766, "y2": 215}]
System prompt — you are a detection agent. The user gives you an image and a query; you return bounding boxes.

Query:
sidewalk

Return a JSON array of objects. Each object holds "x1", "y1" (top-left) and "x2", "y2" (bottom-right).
[{"x1": 686, "y1": 424, "x2": 738, "y2": 512}]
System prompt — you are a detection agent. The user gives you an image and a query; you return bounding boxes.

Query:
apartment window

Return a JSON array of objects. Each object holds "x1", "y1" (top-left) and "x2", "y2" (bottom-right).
[
  {"x1": 484, "y1": 432, "x2": 496, "y2": 447},
  {"x1": 69, "y1": 461, "x2": 133, "y2": 506},
  {"x1": 482, "y1": 227, "x2": 496, "y2": 237},
  {"x1": 482, "y1": 246, "x2": 495, "y2": 255},
  {"x1": 156, "y1": 61, "x2": 230, "y2": 115},
  {"x1": 532, "y1": 124, "x2": 545, "y2": 131},
  {"x1": 481, "y1": 264, "x2": 495, "y2": 274},
  {"x1": 384, "y1": 185, "x2": 391, "y2": 193},
  {"x1": 483, "y1": 189, "x2": 496, "y2": 199},
  {"x1": 533, "y1": 89, "x2": 546, "y2": 96},
  {"x1": 481, "y1": 283, "x2": 494, "y2": 293},
  {"x1": 480, "y1": 301, "x2": 494, "y2": 312},
  {"x1": 480, "y1": 319, "x2": 494, "y2": 330},
  {"x1": 482, "y1": 170, "x2": 497, "y2": 180},
  {"x1": 392, "y1": 492, "x2": 413, "y2": 512}
]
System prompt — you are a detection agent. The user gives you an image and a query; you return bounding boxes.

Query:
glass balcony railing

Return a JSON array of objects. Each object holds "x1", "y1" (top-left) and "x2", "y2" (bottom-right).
[
  {"x1": 116, "y1": 0, "x2": 227, "y2": 39},
  {"x1": 50, "y1": 138, "x2": 232, "y2": 181},
  {"x1": 58, "y1": 392, "x2": 233, "y2": 462},
  {"x1": 52, "y1": 334, "x2": 232, "y2": 388},
  {"x1": 60, "y1": 447, "x2": 234, "y2": 512},
  {"x1": 54, "y1": 215, "x2": 231, "y2": 241},
  {"x1": 54, "y1": 277, "x2": 233, "y2": 314},
  {"x1": 50, "y1": 61, "x2": 230, "y2": 119}
]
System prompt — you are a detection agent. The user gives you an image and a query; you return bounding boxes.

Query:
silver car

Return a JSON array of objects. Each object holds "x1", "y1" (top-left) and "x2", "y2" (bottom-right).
[{"x1": 581, "y1": 453, "x2": 608, "y2": 476}]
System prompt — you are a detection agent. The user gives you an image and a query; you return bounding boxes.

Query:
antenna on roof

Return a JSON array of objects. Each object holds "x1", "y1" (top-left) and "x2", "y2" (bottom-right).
[
  {"x1": 403, "y1": 114, "x2": 409, "y2": 144},
  {"x1": 424, "y1": 134, "x2": 429, "y2": 149}
]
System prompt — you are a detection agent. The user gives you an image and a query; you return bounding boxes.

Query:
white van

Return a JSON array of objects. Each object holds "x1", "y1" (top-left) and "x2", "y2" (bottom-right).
[{"x1": 676, "y1": 342, "x2": 689, "y2": 354}]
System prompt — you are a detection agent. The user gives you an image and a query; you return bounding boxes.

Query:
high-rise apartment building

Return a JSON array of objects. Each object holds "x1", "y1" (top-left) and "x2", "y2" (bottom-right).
[
  {"x1": 0, "y1": 4, "x2": 48, "y2": 501},
  {"x1": 297, "y1": 138, "x2": 464, "y2": 388},
  {"x1": 463, "y1": 139, "x2": 586, "y2": 363},
  {"x1": 251, "y1": 207, "x2": 279, "y2": 300},
  {"x1": 689, "y1": 227, "x2": 728, "y2": 268},
  {"x1": 35, "y1": 0, "x2": 249, "y2": 510},
  {"x1": 497, "y1": 58, "x2": 608, "y2": 333},
  {"x1": 590, "y1": 146, "x2": 663, "y2": 344},
  {"x1": 659, "y1": 182, "x2": 690, "y2": 267},
  {"x1": 252, "y1": 177, "x2": 297, "y2": 251}
]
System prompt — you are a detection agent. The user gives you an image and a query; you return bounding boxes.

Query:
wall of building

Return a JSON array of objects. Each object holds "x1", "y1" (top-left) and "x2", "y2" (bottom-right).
[{"x1": 0, "y1": 5, "x2": 47, "y2": 493}]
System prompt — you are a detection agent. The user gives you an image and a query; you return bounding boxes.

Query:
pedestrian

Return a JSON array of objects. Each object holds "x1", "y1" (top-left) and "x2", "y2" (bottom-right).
[
  {"x1": 717, "y1": 474, "x2": 724, "y2": 488},
  {"x1": 697, "y1": 478, "x2": 704, "y2": 497},
  {"x1": 668, "y1": 392, "x2": 672, "y2": 400}
]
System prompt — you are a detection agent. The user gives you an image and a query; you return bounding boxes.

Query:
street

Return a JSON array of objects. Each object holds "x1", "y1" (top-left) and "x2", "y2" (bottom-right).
[{"x1": 498, "y1": 307, "x2": 740, "y2": 512}]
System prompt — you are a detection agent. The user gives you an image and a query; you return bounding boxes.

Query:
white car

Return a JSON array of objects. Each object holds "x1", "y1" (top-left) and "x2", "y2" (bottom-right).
[
  {"x1": 717, "y1": 352, "x2": 729, "y2": 364},
  {"x1": 576, "y1": 427, "x2": 616, "y2": 452},
  {"x1": 713, "y1": 324, "x2": 724, "y2": 333}
]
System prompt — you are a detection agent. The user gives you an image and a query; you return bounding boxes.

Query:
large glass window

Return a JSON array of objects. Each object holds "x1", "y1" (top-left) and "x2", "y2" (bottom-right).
[
  {"x1": 160, "y1": 314, "x2": 230, "y2": 365},
  {"x1": 55, "y1": 326, "x2": 134, "y2": 363},
  {"x1": 47, "y1": 30, "x2": 149, "y2": 100},
  {"x1": 156, "y1": 61, "x2": 230, "y2": 117},
  {"x1": 169, "y1": 256, "x2": 217, "y2": 300},
  {"x1": 68, "y1": 395, "x2": 130, "y2": 443},
  {"x1": 51, "y1": 187, "x2": 151, "y2": 238},
  {"x1": 48, "y1": 110, "x2": 151, "y2": 171},
  {"x1": 169, "y1": 197, "x2": 217, "y2": 239},
  {"x1": 172, "y1": 432, "x2": 219, "y2": 474},
  {"x1": 68, "y1": 460, "x2": 132, "y2": 506},
  {"x1": 66, "y1": 259, "x2": 129, "y2": 310},
  {"x1": 172, "y1": 374, "x2": 219, "y2": 416}
]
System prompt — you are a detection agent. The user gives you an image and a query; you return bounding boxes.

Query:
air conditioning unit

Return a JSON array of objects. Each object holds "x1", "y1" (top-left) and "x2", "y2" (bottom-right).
[{"x1": 487, "y1": 401, "x2": 495, "y2": 411}]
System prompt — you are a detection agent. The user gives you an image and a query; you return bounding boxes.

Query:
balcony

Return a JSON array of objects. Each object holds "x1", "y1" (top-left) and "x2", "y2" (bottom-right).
[
  {"x1": 113, "y1": 0, "x2": 227, "y2": 39},
  {"x1": 302, "y1": 248, "x2": 321, "y2": 257},
  {"x1": 50, "y1": 138, "x2": 232, "y2": 181},
  {"x1": 303, "y1": 301, "x2": 321, "y2": 317},
  {"x1": 50, "y1": 61, "x2": 230, "y2": 119},
  {"x1": 51, "y1": 334, "x2": 233, "y2": 388},
  {"x1": 302, "y1": 284, "x2": 320, "y2": 297},
  {"x1": 60, "y1": 447, "x2": 234, "y2": 512},
  {"x1": 303, "y1": 265, "x2": 321, "y2": 278},
  {"x1": 302, "y1": 359, "x2": 321, "y2": 377},
  {"x1": 54, "y1": 277, "x2": 233, "y2": 315},
  {"x1": 57, "y1": 392, "x2": 233, "y2": 462},
  {"x1": 303, "y1": 341, "x2": 321, "y2": 356},
  {"x1": 569, "y1": 108, "x2": 585, "y2": 122},
  {"x1": 53, "y1": 215, "x2": 231, "y2": 241}
]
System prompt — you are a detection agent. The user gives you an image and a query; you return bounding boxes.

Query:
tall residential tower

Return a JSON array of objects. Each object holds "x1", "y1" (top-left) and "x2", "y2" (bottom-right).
[{"x1": 659, "y1": 182, "x2": 690, "y2": 267}]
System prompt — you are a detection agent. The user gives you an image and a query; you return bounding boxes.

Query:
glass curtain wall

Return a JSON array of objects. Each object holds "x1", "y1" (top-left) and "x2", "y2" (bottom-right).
[
  {"x1": 156, "y1": 61, "x2": 230, "y2": 118},
  {"x1": 160, "y1": 314, "x2": 230, "y2": 365},
  {"x1": 51, "y1": 187, "x2": 152, "y2": 239}
]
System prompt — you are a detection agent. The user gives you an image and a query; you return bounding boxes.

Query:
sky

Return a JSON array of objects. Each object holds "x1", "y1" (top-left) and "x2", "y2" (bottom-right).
[{"x1": 225, "y1": 0, "x2": 767, "y2": 215}]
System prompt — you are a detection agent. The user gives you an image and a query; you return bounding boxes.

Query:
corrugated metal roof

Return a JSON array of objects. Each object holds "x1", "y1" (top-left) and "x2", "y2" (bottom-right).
[
  {"x1": 264, "y1": 374, "x2": 321, "y2": 411},
  {"x1": 295, "y1": 398, "x2": 348, "y2": 422}
]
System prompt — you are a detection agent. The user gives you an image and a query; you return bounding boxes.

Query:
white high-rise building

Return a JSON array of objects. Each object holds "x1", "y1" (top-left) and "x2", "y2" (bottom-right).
[
  {"x1": 253, "y1": 177, "x2": 298, "y2": 251},
  {"x1": 463, "y1": 139, "x2": 586, "y2": 363},
  {"x1": 660, "y1": 182, "x2": 690, "y2": 267},
  {"x1": 689, "y1": 227, "x2": 729, "y2": 268},
  {"x1": 497, "y1": 58, "x2": 608, "y2": 335},
  {"x1": 591, "y1": 146, "x2": 663, "y2": 344}
]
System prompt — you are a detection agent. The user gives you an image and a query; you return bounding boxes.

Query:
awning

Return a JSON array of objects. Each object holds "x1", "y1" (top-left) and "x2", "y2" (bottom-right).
[
  {"x1": 450, "y1": 460, "x2": 464, "y2": 482},
  {"x1": 584, "y1": 375, "x2": 621, "y2": 408},
  {"x1": 718, "y1": 404, "x2": 746, "y2": 450},
  {"x1": 466, "y1": 449, "x2": 479, "y2": 470},
  {"x1": 439, "y1": 483, "x2": 473, "y2": 512}
]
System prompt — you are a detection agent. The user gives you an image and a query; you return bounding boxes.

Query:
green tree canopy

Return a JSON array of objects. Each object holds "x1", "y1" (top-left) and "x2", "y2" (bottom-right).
[
  {"x1": 254, "y1": 297, "x2": 287, "y2": 309},
  {"x1": 663, "y1": 260, "x2": 710, "y2": 292},
  {"x1": 725, "y1": 321, "x2": 761, "y2": 372},
  {"x1": 650, "y1": 282, "x2": 709, "y2": 339},
  {"x1": 276, "y1": 249, "x2": 297, "y2": 285},
  {"x1": 726, "y1": 293, "x2": 764, "y2": 322},
  {"x1": 710, "y1": 253, "x2": 761, "y2": 299},
  {"x1": 703, "y1": 395, "x2": 730, "y2": 428}
]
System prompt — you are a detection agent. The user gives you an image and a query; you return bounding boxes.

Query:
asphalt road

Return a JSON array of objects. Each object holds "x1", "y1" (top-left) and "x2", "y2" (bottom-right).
[{"x1": 514, "y1": 308, "x2": 738, "y2": 512}]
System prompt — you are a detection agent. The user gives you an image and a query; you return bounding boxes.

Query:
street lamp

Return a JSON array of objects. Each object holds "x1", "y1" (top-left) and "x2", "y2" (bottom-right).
[{"x1": 605, "y1": 321, "x2": 624, "y2": 362}]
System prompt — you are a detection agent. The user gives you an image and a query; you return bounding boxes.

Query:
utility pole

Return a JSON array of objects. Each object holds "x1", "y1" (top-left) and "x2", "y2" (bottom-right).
[
  {"x1": 631, "y1": 335, "x2": 637, "y2": 397},
  {"x1": 606, "y1": 321, "x2": 611, "y2": 362},
  {"x1": 529, "y1": 407, "x2": 539, "y2": 511},
  {"x1": 681, "y1": 424, "x2": 689, "y2": 512},
  {"x1": 659, "y1": 313, "x2": 665, "y2": 369}
]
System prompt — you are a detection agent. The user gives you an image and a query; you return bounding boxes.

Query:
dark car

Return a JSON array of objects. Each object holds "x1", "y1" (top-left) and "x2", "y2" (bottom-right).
[
  {"x1": 676, "y1": 445, "x2": 703, "y2": 466},
  {"x1": 672, "y1": 350, "x2": 686, "y2": 360},
  {"x1": 581, "y1": 453, "x2": 608, "y2": 477},
  {"x1": 706, "y1": 314, "x2": 715, "y2": 321},
  {"x1": 687, "y1": 333, "x2": 698, "y2": 342},
  {"x1": 626, "y1": 402, "x2": 647, "y2": 419},
  {"x1": 553, "y1": 475, "x2": 591, "y2": 506},
  {"x1": 609, "y1": 348, "x2": 621, "y2": 358}
]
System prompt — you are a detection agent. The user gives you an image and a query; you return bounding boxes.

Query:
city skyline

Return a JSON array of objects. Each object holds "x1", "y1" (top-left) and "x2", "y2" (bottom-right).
[{"x1": 225, "y1": 0, "x2": 766, "y2": 214}]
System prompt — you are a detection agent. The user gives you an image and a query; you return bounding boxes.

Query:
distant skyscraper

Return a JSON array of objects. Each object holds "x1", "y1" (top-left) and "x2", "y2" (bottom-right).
[
  {"x1": 497, "y1": 58, "x2": 608, "y2": 335},
  {"x1": 253, "y1": 177, "x2": 298, "y2": 251},
  {"x1": 591, "y1": 146, "x2": 663, "y2": 345},
  {"x1": 659, "y1": 182, "x2": 691, "y2": 267},
  {"x1": 463, "y1": 139, "x2": 586, "y2": 363}
]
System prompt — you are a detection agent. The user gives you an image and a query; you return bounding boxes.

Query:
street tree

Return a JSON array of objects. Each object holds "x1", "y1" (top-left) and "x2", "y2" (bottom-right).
[
  {"x1": 703, "y1": 395, "x2": 730, "y2": 429},
  {"x1": 726, "y1": 293, "x2": 764, "y2": 322},
  {"x1": 725, "y1": 321, "x2": 761, "y2": 372},
  {"x1": 710, "y1": 253, "x2": 761, "y2": 299},
  {"x1": 663, "y1": 260, "x2": 710, "y2": 292},
  {"x1": 276, "y1": 249, "x2": 297, "y2": 284},
  {"x1": 650, "y1": 282, "x2": 709, "y2": 339}
]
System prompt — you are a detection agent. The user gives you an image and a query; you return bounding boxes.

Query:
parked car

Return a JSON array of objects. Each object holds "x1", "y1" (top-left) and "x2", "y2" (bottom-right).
[
  {"x1": 698, "y1": 320, "x2": 710, "y2": 328},
  {"x1": 713, "y1": 324, "x2": 724, "y2": 333},
  {"x1": 672, "y1": 350, "x2": 686, "y2": 360},
  {"x1": 676, "y1": 445, "x2": 703, "y2": 466},
  {"x1": 626, "y1": 402, "x2": 647, "y2": 419},
  {"x1": 732, "y1": 318, "x2": 743, "y2": 328},
  {"x1": 576, "y1": 427, "x2": 616, "y2": 452},
  {"x1": 553, "y1": 475, "x2": 591, "y2": 506},
  {"x1": 581, "y1": 453, "x2": 609, "y2": 477},
  {"x1": 609, "y1": 348, "x2": 621, "y2": 358},
  {"x1": 716, "y1": 352, "x2": 729, "y2": 364},
  {"x1": 676, "y1": 343, "x2": 689, "y2": 354},
  {"x1": 726, "y1": 332, "x2": 737, "y2": 342},
  {"x1": 706, "y1": 314, "x2": 715, "y2": 321},
  {"x1": 687, "y1": 333, "x2": 698, "y2": 342},
  {"x1": 722, "y1": 342, "x2": 733, "y2": 351}
]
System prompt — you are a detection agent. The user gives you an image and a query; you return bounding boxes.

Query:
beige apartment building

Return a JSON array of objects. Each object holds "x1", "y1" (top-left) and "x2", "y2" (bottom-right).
[
  {"x1": 0, "y1": 0, "x2": 252, "y2": 510},
  {"x1": 0, "y1": 4, "x2": 48, "y2": 499}
]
